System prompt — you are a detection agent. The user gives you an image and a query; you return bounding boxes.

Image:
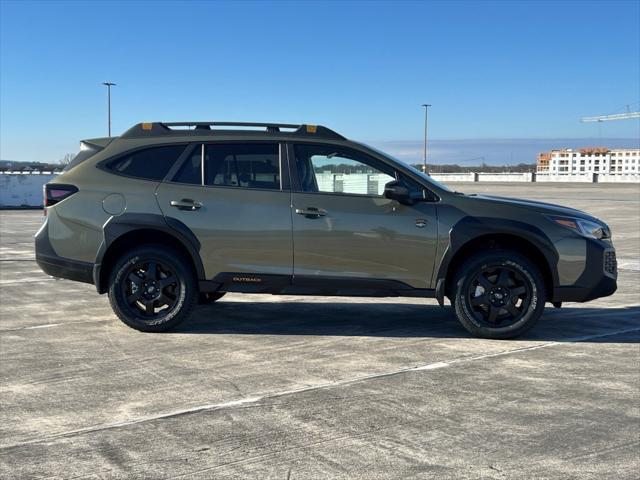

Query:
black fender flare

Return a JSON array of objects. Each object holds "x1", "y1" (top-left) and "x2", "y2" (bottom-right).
[
  {"x1": 93, "y1": 213, "x2": 205, "y2": 293},
  {"x1": 434, "y1": 216, "x2": 559, "y2": 304}
]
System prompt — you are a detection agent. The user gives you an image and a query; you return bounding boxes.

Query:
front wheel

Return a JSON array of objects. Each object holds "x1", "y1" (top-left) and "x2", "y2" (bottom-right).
[
  {"x1": 108, "y1": 245, "x2": 197, "y2": 332},
  {"x1": 452, "y1": 250, "x2": 546, "y2": 339}
]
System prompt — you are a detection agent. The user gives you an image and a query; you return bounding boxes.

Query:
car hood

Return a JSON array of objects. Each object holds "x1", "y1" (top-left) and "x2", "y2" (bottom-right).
[{"x1": 466, "y1": 194, "x2": 600, "y2": 222}]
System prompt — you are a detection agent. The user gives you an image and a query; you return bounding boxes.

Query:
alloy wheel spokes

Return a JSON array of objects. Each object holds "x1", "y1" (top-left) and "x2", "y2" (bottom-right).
[
  {"x1": 505, "y1": 302, "x2": 520, "y2": 317},
  {"x1": 477, "y1": 274, "x2": 494, "y2": 291},
  {"x1": 471, "y1": 294, "x2": 488, "y2": 306},
  {"x1": 487, "y1": 305, "x2": 499, "y2": 323},
  {"x1": 143, "y1": 299, "x2": 155, "y2": 315},
  {"x1": 158, "y1": 275, "x2": 176, "y2": 289},
  {"x1": 128, "y1": 272, "x2": 143, "y2": 286},
  {"x1": 123, "y1": 260, "x2": 180, "y2": 318},
  {"x1": 468, "y1": 265, "x2": 530, "y2": 327},
  {"x1": 511, "y1": 285, "x2": 526, "y2": 296},
  {"x1": 496, "y1": 268, "x2": 510, "y2": 287},
  {"x1": 146, "y1": 262, "x2": 158, "y2": 281},
  {"x1": 127, "y1": 291, "x2": 141, "y2": 305},
  {"x1": 158, "y1": 293, "x2": 176, "y2": 307}
]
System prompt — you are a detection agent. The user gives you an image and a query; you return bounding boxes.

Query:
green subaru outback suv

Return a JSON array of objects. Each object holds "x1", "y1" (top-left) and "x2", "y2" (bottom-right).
[{"x1": 35, "y1": 122, "x2": 617, "y2": 338}]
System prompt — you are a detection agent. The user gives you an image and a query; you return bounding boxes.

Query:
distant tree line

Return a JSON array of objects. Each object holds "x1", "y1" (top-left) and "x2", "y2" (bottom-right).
[
  {"x1": 0, "y1": 153, "x2": 75, "y2": 172},
  {"x1": 313, "y1": 162, "x2": 537, "y2": 174},
  {"x1": 314, "y1": 164, "x2": 379, "y2": 174},
  {"x1": 410, "y1": 163, "x2": 536, "y2": 173},
  {"x1": 0, "y1": 162, "x2": 61, "y2": 173},
  {"x1": 1, "y1": 158, "x2": 538, "y2": 174}
]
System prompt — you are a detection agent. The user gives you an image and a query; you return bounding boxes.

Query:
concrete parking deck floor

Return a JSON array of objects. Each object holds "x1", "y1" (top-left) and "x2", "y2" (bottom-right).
[{"x1": 1, "y1": 183, "x2": 639, "y2": 479}]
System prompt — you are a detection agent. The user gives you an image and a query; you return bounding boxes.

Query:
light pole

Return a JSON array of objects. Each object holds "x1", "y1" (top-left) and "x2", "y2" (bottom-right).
[
  {"x1": 597, "y1": 118, "x2": 603, "y2": 139},
  {"x1": 102, "y1": 82, "x2": 116, "y2": 136},
  {"x1": 422, "y1": 104, "x2": 431, "y2": 173}
]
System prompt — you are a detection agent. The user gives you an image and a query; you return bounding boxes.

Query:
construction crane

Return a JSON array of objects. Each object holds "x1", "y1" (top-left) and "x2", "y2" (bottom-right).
[
  {"x1": 581, "y1": 104, "x2": 640, "y2": 122},
  {"x1": 581, "y1": 111, "x2": 640, "y2": 122}
]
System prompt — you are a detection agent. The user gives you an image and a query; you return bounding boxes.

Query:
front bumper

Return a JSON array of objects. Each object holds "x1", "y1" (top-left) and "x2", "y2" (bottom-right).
[
  {"x1": 35, "y1": 219, "x2": 94, "y2": 285},
  {"x1": 552, "y1": 240, "x2": 617, "y2": 303}
]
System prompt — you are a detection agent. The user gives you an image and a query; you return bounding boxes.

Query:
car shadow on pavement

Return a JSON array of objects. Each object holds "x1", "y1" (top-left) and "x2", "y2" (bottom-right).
[{"x1": 178, "y1": 302, "x2": 640, "y2": 343}]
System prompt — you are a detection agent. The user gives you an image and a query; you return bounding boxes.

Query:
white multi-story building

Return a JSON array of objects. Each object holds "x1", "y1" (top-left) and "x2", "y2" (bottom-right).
[
  {"x1": 315, "y1": 171, "x2": 392, "y2": 195},
  {"x1": 537, "y1": 147, "x2": 640, "y2": 174}
]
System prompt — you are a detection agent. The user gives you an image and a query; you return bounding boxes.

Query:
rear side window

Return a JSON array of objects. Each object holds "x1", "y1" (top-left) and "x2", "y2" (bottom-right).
[
  {"x1": 105, "y1": 145, "x2": 186, "y2": 180},
  {"x1": 173, "y1": 146, "x2": 203, "y2": 185},
  {"x1": 206, "y1": 143, "x2": 280, "y2": 189},
  {"x1": 171, "y1": 143, "x2": 281, "y2": 190}
]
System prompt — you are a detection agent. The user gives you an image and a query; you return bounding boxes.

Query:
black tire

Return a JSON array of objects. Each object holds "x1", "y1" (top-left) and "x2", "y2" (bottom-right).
[
  {"x1": 199, "y1": 292, "x2": 226, "y2": 304},
  {"x1": 452, "y1": 249, "x2": 546, "y2": 339},
  {"x1": 108, "y1": 245, "x2": 197, "y2": 332}
]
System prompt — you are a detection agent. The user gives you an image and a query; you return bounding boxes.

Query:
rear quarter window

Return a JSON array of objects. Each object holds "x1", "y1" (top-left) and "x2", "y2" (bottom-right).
[{"x1": 104, "y1": 145, "x2": 186, "y2": 180}]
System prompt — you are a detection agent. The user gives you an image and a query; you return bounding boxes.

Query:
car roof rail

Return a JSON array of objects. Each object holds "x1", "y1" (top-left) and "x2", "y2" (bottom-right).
[{"x1": 120, "y1": 121, "x2": 346, "y2": 140}]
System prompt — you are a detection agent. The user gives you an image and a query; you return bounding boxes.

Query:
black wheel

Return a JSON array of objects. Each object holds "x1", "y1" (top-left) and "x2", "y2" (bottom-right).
[
  {"x1": 199, "y1": 292, "x2": 226, "y2": 304},
  {"x1": 108, "y1": 245, "x2": 197, "y2": 332},
  {"x1": 452, "y1": 250, "x2": 546, "y2": 339}
]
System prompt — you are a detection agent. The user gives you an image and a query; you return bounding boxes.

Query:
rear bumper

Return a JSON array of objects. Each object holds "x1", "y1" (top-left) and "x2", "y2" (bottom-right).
[
  {"x1": 552, "y1": 240, "x2": 617, "y2": 303},
  {"x1": 35, "y1": 219, "x2": 94, "y2": 285}
]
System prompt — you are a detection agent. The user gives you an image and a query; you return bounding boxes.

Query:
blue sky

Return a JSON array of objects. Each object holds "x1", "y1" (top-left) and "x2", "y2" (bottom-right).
[{"x1": 1, "y1": 0, "x2": 639, "y2": 165}]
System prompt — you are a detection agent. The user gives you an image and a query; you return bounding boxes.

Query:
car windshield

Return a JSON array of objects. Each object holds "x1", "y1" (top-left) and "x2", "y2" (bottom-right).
[{"x1": 360, "y1": 144, "x2": 453, "y2": 193}]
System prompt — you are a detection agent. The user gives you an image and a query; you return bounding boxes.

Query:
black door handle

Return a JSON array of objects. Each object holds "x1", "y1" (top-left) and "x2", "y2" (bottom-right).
[
  {"x1": 295, "y1": 207, "x2": 327, "y2": 218},
  {"x1": 170, "y1": 199, "x2": 203, "y2": 211}
]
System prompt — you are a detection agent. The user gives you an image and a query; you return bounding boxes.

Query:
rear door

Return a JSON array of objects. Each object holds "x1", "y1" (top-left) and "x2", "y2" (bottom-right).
[
  {"x1": 156, "y1": 142, "x2": 293, "y2": 280},
  {"x1": 289, "y1": 143, "x2": 438, "y2": 289}
]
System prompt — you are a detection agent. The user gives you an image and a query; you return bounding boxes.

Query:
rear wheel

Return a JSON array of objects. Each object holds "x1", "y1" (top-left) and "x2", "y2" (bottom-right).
[
  {"x1": 108, "y1": 245, "x2": 197, "y2": 332},
  {"x1": 452, "y1": 250, "x2": 546, "y2": 339}
]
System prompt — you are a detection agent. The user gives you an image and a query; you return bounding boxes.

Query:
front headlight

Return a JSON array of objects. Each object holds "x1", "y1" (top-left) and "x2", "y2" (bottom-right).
[{"x1": 549, "y1": 216, "x2": 610, "y2": 240}]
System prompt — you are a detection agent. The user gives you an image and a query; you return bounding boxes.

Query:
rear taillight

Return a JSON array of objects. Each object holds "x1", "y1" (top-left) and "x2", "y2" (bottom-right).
[{"x1": 44, "y1": 183, "x2": 78, "y2": 209}]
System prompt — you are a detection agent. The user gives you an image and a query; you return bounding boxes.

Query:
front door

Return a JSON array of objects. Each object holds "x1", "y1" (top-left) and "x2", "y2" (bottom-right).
[
  {"x1": 156, "y1": 142, "x2": 293, "y2": 280},
  {"x1": 290, "y1": 143, "x2": 438, "y2": 289}
]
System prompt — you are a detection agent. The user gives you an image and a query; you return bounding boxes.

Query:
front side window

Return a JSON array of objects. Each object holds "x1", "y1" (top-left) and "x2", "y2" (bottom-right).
[
  {"x1": 105, "y1": 145, "x2": 186, "y2": 180},
  {"x1": 294, "y1": 144, "x2": 396, "y2": 196}
]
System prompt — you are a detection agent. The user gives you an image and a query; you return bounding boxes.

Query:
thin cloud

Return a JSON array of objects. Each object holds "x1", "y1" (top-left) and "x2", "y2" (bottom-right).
[{"x1": 367, "y1": 138, "x2": 640, "y2": 165}]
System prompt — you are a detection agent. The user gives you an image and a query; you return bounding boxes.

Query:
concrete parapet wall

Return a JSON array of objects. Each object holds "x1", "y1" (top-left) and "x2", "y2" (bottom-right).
[
  {"x1": 429, "y1": 173, "x2": 477, "y2": 182},
  {"x1": 536, "y1": 173, "x2": 595, "y2": 183},
  {"x1": 596, "y1": 174, "x2": 640, "y2": 183},
  {"x1": 0, "y1": 173, "x2": 57, "y2": 207},
  {"x1": 433, "y1": 172, "x2": 639, "y2": 184},
  {"x1": 1, "y1": 170, "x2": 638, "y2": 209},
  {"x1": 477, "y1": 172, "x2": 534, "y2": 182}
]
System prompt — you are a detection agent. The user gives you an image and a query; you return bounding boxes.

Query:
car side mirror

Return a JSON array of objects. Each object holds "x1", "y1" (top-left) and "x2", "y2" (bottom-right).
[{"x1": 384, "y1": 180, "x2": 414, "y2": 205}]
